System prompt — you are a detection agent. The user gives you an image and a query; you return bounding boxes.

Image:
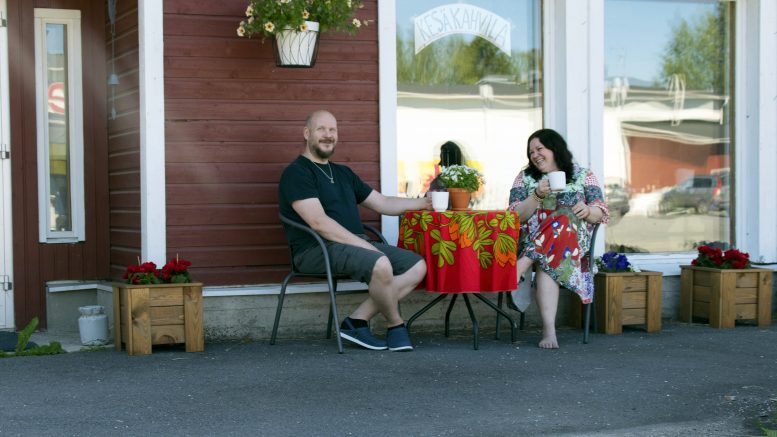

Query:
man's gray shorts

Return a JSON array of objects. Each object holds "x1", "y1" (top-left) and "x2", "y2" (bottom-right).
[{"x1": 293, "y1": 236, "x2": 424, "y2": 285}]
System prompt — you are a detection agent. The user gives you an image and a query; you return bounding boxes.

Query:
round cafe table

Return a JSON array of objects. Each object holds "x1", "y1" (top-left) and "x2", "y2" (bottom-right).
[{"x1": 397, "y1": 210, "x2": 521, "y2": 349}]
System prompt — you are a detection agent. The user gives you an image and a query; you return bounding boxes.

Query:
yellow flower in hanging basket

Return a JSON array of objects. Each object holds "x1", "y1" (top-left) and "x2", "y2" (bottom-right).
[{"x1": 237, "y1": 0, "x2": 369, "y2": 40}]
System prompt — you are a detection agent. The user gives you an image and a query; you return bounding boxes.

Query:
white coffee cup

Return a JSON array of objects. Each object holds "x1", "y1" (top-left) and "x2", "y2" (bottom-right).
[
  {"x1": 430, "y1": 191, "x2": 449, "y2": 212},
  {"x1": 548, "y1": 171, "x2": 566, "y2": 191}
]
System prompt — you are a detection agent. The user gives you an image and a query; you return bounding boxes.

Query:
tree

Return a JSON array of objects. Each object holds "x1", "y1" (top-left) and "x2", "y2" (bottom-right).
[
  {"x1": 396, "y1": 31, "x2": 536, "y2": 87},
  {"x1": 658, "y1": 4, "x2": 730, "y2": 93}
]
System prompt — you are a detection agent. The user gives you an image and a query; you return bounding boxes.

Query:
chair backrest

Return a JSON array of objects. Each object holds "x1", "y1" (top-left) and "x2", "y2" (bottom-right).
[
  {"x1": 278, "y1": 212, "x2": 388, "y2": 273},
  {"x1": 584, "y1": 223, "x2": 601, "y2": 272}
]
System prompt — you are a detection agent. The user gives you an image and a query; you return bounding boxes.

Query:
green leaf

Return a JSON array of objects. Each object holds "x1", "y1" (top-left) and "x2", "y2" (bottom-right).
[
  {"x1": 495, "y1": 232, "x2": 517, "y2": 255},
  {"x1": 15, "y1": 317, "x2": 38, "y2": 355},
  {"x1": 478, "y1": 251, "x2": 493, "y2": 269}
]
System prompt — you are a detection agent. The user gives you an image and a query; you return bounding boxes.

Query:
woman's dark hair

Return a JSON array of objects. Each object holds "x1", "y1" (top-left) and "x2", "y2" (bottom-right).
[
  {"x1": 524, "y1": 128, "x2": 575, "y2": 182},
  {"x1": 440, "y1": 141, "x2": 463, "y2": 167}
]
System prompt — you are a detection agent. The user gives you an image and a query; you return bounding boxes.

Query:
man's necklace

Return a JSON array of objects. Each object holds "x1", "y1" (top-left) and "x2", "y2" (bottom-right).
[{"x1": 313, "y1": 162, "x2": 334, "y2": 184}]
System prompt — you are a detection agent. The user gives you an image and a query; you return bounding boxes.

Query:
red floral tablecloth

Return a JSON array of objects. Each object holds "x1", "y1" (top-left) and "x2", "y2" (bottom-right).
[{"x1": 398, "y1": 210, "x2": 519, "y2": 293}]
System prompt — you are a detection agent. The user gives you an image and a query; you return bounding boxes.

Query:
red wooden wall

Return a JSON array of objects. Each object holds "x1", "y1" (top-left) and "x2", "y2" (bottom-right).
[
  {"x1": 107, "y1": 0, "x2": 141, "y2": 280},
  {"x1": 9, "y1": 0, "x2": 109, "y2": 329},
  {"x1": 162, "y1": 0, "x2": 381, "y2": 285}
]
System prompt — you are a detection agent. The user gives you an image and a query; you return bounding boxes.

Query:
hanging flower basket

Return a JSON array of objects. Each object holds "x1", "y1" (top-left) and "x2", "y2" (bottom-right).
[{"x1": 271, "y1": 20, "x2": 320, "y2": 68}]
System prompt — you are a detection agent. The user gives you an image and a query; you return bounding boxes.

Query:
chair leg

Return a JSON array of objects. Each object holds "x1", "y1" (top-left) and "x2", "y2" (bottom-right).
[
  {"x1": 583, "y1": 302, "x2": 592, "y2": 344},
  {"x1": 495, "y1": 292, "x2": 503, "y2": 340},
  {"x1": 326, "y1": 279, "x2": 338, "y2": 339},
  {"x1": 270, "y1": 272, "x2": 295, "y2": 345},
  {"x1": 326, "y1": 279, "x2": 344, "y2": 353},
  {"x1": 326, "y1": 305, "x2": 333, "y2": 340}
]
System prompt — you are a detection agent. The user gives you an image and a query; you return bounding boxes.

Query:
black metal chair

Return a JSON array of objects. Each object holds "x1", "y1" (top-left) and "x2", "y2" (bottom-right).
[
  {"x1": 270, "y1": 213, "x2": 387, "y2": 353},
  {"x1": 496, "y1": 223, "x2": 600, "y2": 344}
]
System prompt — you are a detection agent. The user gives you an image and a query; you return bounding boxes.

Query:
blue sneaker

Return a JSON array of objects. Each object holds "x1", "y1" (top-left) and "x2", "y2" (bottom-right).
[
  {"x1": 339, "y1": 319, "x2": 387, "y2": 351},
  {"x1": 386, "y1": 325, "x2": 413, "y2": 352}
]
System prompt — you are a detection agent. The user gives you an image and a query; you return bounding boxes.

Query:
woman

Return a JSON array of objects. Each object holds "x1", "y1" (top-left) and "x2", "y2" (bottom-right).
[
  {"x1": 428, "y1": 141, "x2": 464, "y2": 191},
  {"x1": 508, "y1": 129, "x2": 609, "y2": 349}
]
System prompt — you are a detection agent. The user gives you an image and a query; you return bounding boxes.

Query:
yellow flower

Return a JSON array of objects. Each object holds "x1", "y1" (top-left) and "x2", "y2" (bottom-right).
[
  {"x1": 245, "y1": 5, "x2": 253, "y2": 17},
  {"x1": 302, "y1": 10, "x2": 309, "y2": 19},
  {"x1": 264, "y1": 21, "x2": 275, "y2": 33},
  {"x1": 352, "y1": 18, "x2": 361, "y2": 28},
  {"x1": 299, "y1": 23, "x2": 308, "y2": 31},
  {"x1": 248, "y1": 16, "x2": 254, "y2": 24},
  {"x1": 237, "y1": 26, "x2": 246, "y2": 37}
]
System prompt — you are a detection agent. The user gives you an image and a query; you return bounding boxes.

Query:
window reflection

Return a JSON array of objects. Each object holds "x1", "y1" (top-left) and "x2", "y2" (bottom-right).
[
  {"x1": 46, "y1": 23, "x2": 71, "y2": 232},
  {"x1": 396, "y1": 0, "x2": 542, "y2": 210},
  {"x1": 603, "y1": 0, "x2": 732, "y2": 253}
]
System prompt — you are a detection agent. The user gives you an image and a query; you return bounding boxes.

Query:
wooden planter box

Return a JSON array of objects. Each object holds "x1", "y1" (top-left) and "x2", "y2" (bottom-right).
[
  {"x1": 594, "y1": 270, "x2": 662, "y2": 334},
  {"x1": 113, "y1": 282, "x2": 205, "y2": 355},
  {"x1": 680, "y1": 265, "x2": 773, "y2": 328}
]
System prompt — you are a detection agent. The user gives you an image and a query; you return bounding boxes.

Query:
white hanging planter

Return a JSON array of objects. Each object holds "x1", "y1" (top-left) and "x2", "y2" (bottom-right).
[{"x1": 272, "y1": 21, "x2": 320, "y2": 68}]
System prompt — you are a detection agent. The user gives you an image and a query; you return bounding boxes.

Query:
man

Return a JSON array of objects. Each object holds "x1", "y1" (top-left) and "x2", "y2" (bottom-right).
[{"x1": 278, "y1": 110, "x2": 431, "y2": 351}]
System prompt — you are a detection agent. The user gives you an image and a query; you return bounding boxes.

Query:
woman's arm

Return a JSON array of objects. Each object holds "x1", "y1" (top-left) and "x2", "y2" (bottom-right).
[
  {"x1": 581, "y1": 169, "x2": 610, "y2": 224},
  {"x1": 508, "y1": 172, "x2": 549, "y2": 223}
]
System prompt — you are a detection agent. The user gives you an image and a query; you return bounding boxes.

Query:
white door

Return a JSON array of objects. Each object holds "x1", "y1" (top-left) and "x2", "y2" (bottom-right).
[{"x1": 0, "y1": 0, "x2": 14, "y2": 329}]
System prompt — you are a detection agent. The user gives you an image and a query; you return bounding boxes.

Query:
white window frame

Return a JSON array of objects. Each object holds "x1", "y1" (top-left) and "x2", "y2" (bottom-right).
[{"x1": 34, "y1": 8, "x2": 85, "y2": 243}]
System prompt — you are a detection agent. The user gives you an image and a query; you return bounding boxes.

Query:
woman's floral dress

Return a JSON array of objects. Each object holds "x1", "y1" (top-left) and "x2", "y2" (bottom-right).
[{"x1": 508, "y1": 164, "x2": 609, "y2": 303}]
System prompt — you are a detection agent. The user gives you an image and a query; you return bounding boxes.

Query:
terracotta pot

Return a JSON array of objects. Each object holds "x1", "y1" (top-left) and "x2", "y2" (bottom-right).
[{"x1": 448, "y1": 188, "x2": 472, "y2": 211}]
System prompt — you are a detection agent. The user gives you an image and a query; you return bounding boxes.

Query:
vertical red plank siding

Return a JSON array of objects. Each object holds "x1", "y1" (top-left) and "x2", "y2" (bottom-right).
[{"x1": 107, "y1": 0, "x2": 142, "y2": 280}]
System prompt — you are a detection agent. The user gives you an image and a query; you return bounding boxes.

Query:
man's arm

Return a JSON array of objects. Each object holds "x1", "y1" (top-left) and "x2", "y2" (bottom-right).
[
  {"x1": 360, "y1": 190, "x2": 431, "y2": 216},
  {"x1": 292, "y1": 198, "x2": 379, "y2": 251}
]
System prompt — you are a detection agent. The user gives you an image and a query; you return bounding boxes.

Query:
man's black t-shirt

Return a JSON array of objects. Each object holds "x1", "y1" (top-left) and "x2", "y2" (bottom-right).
[{"x1": 278, "y1": 155, "x2": 373, "y2": 255}]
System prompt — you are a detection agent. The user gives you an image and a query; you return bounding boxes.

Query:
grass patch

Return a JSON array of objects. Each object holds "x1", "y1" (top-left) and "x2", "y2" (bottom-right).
[{"x1": 0, "y1": 317, "x2": 66, "y2": 358}]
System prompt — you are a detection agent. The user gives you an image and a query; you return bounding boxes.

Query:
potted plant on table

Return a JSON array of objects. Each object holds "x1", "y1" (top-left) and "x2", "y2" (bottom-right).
[
  {"x1": 592, "y1": 252, "x2": 662, "y2": 334},
  {"x1": 236, "y1": 0, "x2": 369, "y2": 67},
  {"x1": 681, "y1": 245, "x2": 772, "y2": 328},
  {"x1": 437, "y1": 165, "x2": 485, "y2": 210}
]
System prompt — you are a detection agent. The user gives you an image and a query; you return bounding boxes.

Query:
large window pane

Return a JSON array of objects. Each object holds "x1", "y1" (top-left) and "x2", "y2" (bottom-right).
[
  {"x1": 396, "y1": 1, "x2": 542, "y2": 210},
  {"x1": 603, "y1": 0, "x2": 733, "y2": 253}
]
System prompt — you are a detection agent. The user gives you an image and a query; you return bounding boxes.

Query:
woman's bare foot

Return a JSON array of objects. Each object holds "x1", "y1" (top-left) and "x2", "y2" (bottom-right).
[{"x1": 538, "y1": 328, "x2": 559, "y2": 349}]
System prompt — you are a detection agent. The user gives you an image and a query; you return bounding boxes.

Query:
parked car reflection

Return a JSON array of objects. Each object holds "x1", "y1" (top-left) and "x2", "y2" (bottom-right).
[
  {"x1": 605, "y1": 182, "x2": 630, "y2": 217},
  {"x1": 658, "y1": 173, "x2": 728, "y2": 214}
]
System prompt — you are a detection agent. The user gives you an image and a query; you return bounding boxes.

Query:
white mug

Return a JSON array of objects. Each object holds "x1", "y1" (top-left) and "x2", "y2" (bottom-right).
[
  {"x1": 430, "y1": 191, "x2": 449, "y2": 212},
  {"x1": 549, "y1": 171, "x2": 566, "y2": 191}
]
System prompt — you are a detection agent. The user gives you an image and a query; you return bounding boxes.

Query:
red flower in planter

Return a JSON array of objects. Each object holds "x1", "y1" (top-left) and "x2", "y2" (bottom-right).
[
  {"x1": 692, "y1": 245, "x2": 751, "y2": 269},
  {"x1": 124, "y1": 256, "x2": 193, "y2": 284},
  {"x1": 161, "y1": 258, "x2": 193, "y2": 284},
  {"x1": 123, "y1": 261, "x2": 161, "y2": 285}
]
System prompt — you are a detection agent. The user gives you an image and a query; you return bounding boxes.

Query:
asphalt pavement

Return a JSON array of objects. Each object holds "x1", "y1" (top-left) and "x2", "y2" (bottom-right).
[{"x1": 2, "y1": 321, "x2": 776, "y2": 436}]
